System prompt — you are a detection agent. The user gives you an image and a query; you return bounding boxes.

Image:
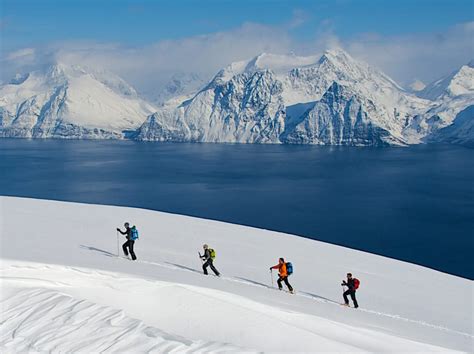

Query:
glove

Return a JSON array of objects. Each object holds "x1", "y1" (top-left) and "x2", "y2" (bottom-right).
[{"x1": 116, "y1": 228, "x2": 120, "y2": 232}]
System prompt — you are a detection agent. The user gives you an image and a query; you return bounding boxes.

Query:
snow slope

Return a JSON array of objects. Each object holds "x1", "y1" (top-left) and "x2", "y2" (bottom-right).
[
  {"x1": 404, "y1": 62, "x2": 474, "y2": 144},
  {"x1": 0, "y1": 63, "x2": 156, "y2": 139},
  {"x1": 428, "y1": 105, "x2": 474, "y2": 146},
  {"x1": 0, "y1": 197, "x2": 472, "y2": 352}
]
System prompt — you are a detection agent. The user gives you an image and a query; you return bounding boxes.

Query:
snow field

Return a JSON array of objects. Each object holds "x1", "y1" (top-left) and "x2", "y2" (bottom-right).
[{"x1": 0, "y1": 196, "x2": 472, "y2": 352}]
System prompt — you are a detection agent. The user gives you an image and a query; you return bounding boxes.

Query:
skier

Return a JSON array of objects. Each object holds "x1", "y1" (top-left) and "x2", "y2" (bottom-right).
[
  {"x1": 199, "y1": 244, "x2": 220, "y2": 276},
  {"x1": 116, "y1": 222, "x2": 138, "y2": 260},
  {"x1": 270, "y1": 258, "x2": 294, "y2": 293},
  {"x1": 341, "y1": 273, "x2": 359, "y2": 308}
]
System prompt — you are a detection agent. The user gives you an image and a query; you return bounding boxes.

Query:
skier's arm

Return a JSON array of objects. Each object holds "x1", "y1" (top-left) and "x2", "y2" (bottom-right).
[
  {"x1": 117, "y1": 228, "x2": 126, "y2": 235},
  {"x1": 270, "y1": 264, "x2": 279, "y2": 270}
]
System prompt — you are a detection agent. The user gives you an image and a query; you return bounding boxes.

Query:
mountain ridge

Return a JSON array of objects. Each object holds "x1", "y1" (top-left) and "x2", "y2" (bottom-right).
[{"x1": 1, "y1": 50, "x2": 472, "y2": 145}]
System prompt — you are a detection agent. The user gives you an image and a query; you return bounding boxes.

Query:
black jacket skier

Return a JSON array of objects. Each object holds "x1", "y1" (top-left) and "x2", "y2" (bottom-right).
[
  {"x1": 200, "y1": 244, "x2": 220, "y2": 276},
  {"x1": 117, "y1": 222, "x2": 137, "y2": 260},
  {"x1": 341, "y1": 273, "x2": 358, "y2": 308}
]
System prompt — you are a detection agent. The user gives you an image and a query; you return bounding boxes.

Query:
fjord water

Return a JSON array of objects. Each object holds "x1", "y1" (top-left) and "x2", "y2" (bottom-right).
[{"x1": 1, "y1": 139, "x2": 473, "y2": 279}]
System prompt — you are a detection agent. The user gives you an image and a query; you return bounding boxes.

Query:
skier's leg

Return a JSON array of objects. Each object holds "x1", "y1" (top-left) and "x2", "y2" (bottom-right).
[
  {"x1": 129, "y1": 240, "x2": 137, "y2": 260},
  {"x1": 122, "y1": 240, "x2": 129, "y2": 256},
  {"x1": 343, "y1": 289, "x2": 350, "y2": 305},
  {"x1": 350, "y1": 290, "x2": 358, "y2": 308},
  {"x1": 209, "y1": 260, "x2": 220, "y2": 276},
  {"x1": 277, "y1": 276, "x2": 283, "y2": 290},
  {"x1": 202, "y1": 260, "x2": 210, "y2": 275},
  {"x1": 283, "y1": 277, "x2": 293, "y2": 292}
]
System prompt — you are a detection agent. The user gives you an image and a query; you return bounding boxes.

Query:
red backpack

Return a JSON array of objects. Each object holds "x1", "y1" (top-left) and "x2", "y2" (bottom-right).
[{"x1": 353, "y1": 278, "x2": 360, "y2": 290}]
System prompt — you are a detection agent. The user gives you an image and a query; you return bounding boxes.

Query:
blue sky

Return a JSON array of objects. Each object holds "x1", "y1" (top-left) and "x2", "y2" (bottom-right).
[
  {"x1": 2, "y1": 0, "x2": 473, "y2": 50},
  {"x1": 1, "y1": 0, "x2": 473, "y2": 89}
]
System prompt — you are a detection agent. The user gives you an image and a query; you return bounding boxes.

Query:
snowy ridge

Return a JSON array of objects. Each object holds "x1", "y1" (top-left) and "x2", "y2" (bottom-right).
[
  {"x1": 403, "y1": 63, "x2": 474, "y2": 144},
  {"x1": 420, "y1": 62, "x2": 474, "y2": 100},
  {"x1": 281, "y1": 82, "x2": 405, "y2": 146},
  {"x1": 147, "y1": 73, "x2": 206, "y2": 105},
  {"x1": 0, "y1": 63, "x2": 156, "y2": 139},
  {"x1": 136, "y1": 49, "x2": 453, "y2": 146},
  {"x1": 427, "y1": 105, "x2": 474, "y2": 146},
  {"x1": 0, "y1": 197, "x2": 472, "y2": 352},
  {"x1": 137, "y1": 69, "x2": 286, "y2": 143},
  {"x1": 1, "y1": 287, "x2": 247, "y2": 353},
  {"x1": 1, "y1": 49, "x2": 473, "y2": 145}
]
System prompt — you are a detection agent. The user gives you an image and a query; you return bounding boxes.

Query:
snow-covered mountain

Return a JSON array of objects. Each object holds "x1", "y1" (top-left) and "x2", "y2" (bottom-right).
[
  {"x1": 137, "y1": 69, "x2": 286, "y2": 143},
  {"x1": 0, "y1": 63, "x2": 156, "y2": 139},
  {"x1": 427, "y1": 105, "x2": 474, "y2": 146},
  {"x1": 419, "y1": 61, "x2": 474, "y2": 100},
  {"x1": 1, "y1": 50, "x2": 472, "y2": 145},
  {"x1": 144, "y1": 72, "x2": 206, "y2": 106},
  {"x1": 281, "y1": 82, "x2": 404, "y2": 146},
  {"x1": 136, "y1": 49, "x2": 433, "y2": 145},
  {"x1": 403, "y1": 61, "x2": 474, "y2": 143}
]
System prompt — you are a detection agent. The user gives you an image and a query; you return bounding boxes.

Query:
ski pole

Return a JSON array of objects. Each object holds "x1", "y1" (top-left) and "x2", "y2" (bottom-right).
[
  {"x1": 116, "y1": 230, "x2": 119, "y2": 256},
  {"x1": 198, "y1": 252, "x2": 203, "y2": 265},
  {"x1": 270, "y1": 269, "x2": 274, "y2": 288}
]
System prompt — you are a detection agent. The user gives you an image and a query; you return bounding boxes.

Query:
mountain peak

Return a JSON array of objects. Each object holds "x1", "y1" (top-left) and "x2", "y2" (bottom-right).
[
  {"x1": 319, "y1": 48, "x2": 354, "y2": 65},
  {"x1": 244, "y1": 52, "x2": 269, "y2": 72},
  {"x1": 421, "y1": 61, "x2": 474, "y2": 100}
]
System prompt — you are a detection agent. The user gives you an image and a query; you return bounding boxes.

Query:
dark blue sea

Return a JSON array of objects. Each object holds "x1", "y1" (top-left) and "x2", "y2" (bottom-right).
[{"x1": 1, "y1": 139, "x2": 473, "y2": 279}]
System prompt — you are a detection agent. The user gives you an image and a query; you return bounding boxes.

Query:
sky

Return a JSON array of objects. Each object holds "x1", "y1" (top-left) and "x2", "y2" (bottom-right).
[{"x1": 1, "y1": 0, "x2": 473, "y2": 93}]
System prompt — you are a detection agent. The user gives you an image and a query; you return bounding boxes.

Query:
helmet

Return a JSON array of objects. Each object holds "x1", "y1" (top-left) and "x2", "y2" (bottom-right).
[
  {"x1": 124, "y1": 222, "x2": 130, "y2": 227},
  {"x1": 203, "y1": 244, "x2": 209, "y2": 249}
]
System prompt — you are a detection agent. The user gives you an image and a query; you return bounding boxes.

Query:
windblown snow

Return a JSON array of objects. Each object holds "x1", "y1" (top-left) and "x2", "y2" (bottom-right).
[
  {"x1": 1, "y1": 49, "x2": 473, "y2": 145},
  {"x1": 0, "y1": 197, "x2": 472, "y2": 352}
]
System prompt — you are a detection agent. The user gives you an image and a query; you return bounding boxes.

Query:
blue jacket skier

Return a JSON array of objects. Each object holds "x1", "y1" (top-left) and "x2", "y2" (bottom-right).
[{"x1": 117, "y1": 222, "x2": 138, "y2": 260}]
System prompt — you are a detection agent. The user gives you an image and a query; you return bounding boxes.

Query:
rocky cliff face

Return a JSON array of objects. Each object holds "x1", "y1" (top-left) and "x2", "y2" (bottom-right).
[
  {"x1": 136, "y1": 69, "x2": 286, "y2": 143},
  {"x1": 1, "y1": 50, "x2": 472, "y2": 146},
  {"x1": 281, "y1": 82, "x2": 401, "y2": 146},
  {"x1": 137, "y1": 49, "x2": 425, "y2": 145}
]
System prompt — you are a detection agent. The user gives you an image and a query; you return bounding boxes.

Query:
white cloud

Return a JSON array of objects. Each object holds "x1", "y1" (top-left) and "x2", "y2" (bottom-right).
[
  {"x1": 6, "y1": 47, "x2": 36, "y2": 60},
  {"x1": 10, "y1": 22, "x2": 293, "y2": 95},
  {"x1": 344, "y1": 21, "x2": 474, "y2": 86},
  {"x1": 1, "y1": 20, "x2": 473, "y2": 92}
]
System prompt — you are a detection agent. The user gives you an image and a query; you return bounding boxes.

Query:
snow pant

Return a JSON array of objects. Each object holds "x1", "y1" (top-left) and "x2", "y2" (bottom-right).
[
  {"x1": 122, "y1": 240, "x2": 137, "y2": 260},
  {"x1": 343, "y1": 289, "x2": 358, "y2": 308},
  {"x1": 202, "y1": 259, "x2": 220, "y2": 276},
  {"x1": 277, "y1": 276, "x2": 293, "y2": 292}
]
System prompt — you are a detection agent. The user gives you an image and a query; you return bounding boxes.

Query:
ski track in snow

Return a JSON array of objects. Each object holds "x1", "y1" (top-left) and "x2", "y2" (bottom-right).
[
  {"x1": 1, "y1": 197, "x2": 472, "y2": 352},
  {"x1": 111, "y1": 256, "x2": 474, "y2": 339},
  {"x1": 1, "y1": 262, "x2": 464, "y2": 353}
]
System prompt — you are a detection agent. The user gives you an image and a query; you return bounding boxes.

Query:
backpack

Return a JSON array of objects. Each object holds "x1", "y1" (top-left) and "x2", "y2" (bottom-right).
[
  {"x1": 209, "y1": 248, "x2": 216, "y2": 259},
  {"x1": 353, "y1": 278, "x2": 360, "y2": 290},
  {"x1": 286, "y1": 262, "x2": 293, "y2": 275},
  {"x1": 130, "y1": 226, "x2": 139, "y2": 241}
]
